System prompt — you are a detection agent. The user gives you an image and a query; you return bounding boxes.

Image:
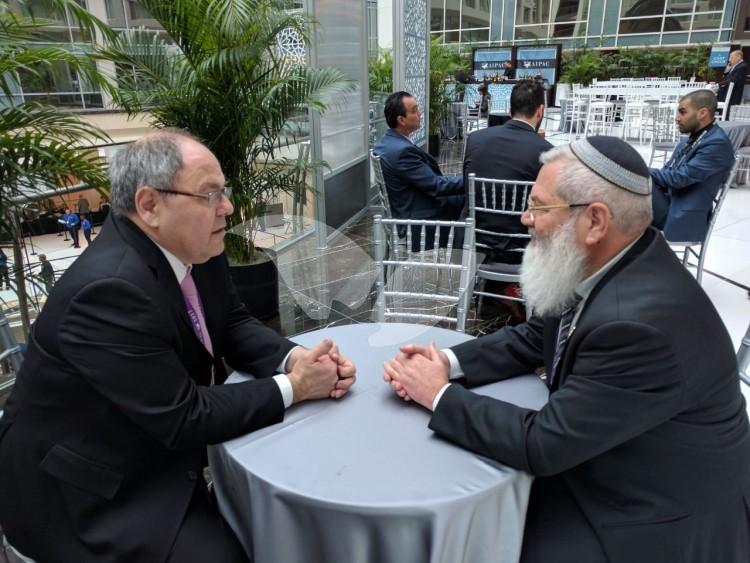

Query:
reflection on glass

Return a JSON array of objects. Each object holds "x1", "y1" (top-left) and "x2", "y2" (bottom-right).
[
  {"x1": 444, "y1": 30, "x2": 460, "y2": 42},
  {"x1": 692, "y1": 11, "x2": 722, "y2": 30},
  {"x1": 445, "y1": 0, "x2": 461, "y2": 29},
  {"x1": 666, "y1": 0, "x2": 692, "y2": 14},
  {"x1": 462, "y1": 0, "x2": 490, "y2": 28},
  {"x1": 664, "y1": 14, "x2": 690, "y2": 31},
  {"x1": 552, "y1": 0, "x2": 589, "y2": 23},
  {"x1": 706, "y1": 0, "x2": 723, "y2": 9},
  {"x1": 621, "y1": 0, "x2": 666, "y2": 17},
  {"x1": 431, "y1": 2, "x2": 444, "y2": 31},
  {"x1": 553, "y1": 21, "x2": 587, "y2": 37},
  {"x1": 105, "y1": 0, "x2": 128, "y2": 28},
  {"x1": 619, "y1": 16, "x2": 662, "y2": 33},
  {"x1": 516, "y1": 0, "x2": 551, "y2": 25},
  {"x1": 461, "y1": 28, "x2": 489, "y2": 42},
  {"x1": 36, "y1": 28, "x2": 72, "y2": 43},
  {"x1": 515, "y1": 24, "x2": 550, "y2": 39},
  {"x1": 126, "y1": 0, "x2": 161, "y2": 29}
]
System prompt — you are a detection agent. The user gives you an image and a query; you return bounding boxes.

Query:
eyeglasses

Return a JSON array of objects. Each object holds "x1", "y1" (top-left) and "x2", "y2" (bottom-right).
[
  {"x1": 156, "y1": 186, "x2": 232, "y2": 207},
  {"x1": 525, "y1": 199, "x2": 591, "y2": 222}
]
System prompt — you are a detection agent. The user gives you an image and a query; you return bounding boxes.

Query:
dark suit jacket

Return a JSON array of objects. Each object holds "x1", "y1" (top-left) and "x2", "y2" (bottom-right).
[
  {"x1": 463, "y1": 119, "x2": 552, "y2": 263},
  {"x1": 0, "y1": 214, "x2": 295, "y2": 562},
  {"x1": 719, "y1": 60, "x2": 748, "y2": 108},
  {"x1": 373, "y1": 129, "x2": 463, "y2": 221},
  {"x1": 430, "y1": 228, "x2": 750, "y2": 563},
  {"x1": 650, "y1": 122, "x2": 735, "y2": 242}
]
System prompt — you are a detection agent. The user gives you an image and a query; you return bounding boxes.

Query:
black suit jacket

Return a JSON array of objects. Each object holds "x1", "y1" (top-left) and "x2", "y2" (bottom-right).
[
  {"x1": 430, "y1": 228, "x2": 750, "y2": 563},
  {"x1": 463, "y1": 119, "x2": 552, "y2": 263},
  {"x1": 719, "y1": 60, "x2": 748, "y2": 108},
  {"x1": 0, "y1": 214, "x2": 295, "y2": 562}
]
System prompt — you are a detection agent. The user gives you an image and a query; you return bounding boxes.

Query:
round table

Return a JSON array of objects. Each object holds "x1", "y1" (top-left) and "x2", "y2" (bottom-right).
[{"x1": 209, "y1": 323, "x2": 549, "y2": 563}]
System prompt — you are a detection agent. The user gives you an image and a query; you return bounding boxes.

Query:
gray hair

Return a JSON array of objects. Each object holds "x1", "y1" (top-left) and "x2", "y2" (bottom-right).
[
  {"x1": 109, "y1": 129, "x2": 199, "y2": 215},
  {"x1": 540, "y1": 145, "x2": 652, "y2": 236}
]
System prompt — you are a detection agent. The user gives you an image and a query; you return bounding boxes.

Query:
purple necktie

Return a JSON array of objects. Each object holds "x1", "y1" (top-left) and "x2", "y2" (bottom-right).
[{"x1": 180, "y1": 270, "x2": 214, "y2": 359}]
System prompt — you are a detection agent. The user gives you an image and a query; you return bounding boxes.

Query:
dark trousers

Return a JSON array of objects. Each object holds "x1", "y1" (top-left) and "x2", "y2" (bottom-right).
[
  {"x1": 69, "y1": 227, "x2": 80, "y2": 248},
  {"x1": 166, "y1": 485, "x2": 249, "y2": 563},
  {"x1": 0, "y1": 266, "x2": 9, "y2": 289},
  {"x1": 83, "y1": 229, "x2": 92, "y2": 245}
]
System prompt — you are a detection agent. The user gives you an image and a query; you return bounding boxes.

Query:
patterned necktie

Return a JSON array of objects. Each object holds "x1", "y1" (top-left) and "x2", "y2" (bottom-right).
[
  {"x1": 549, "y1": 304, "x2": 578, "y2": 385},
  {"x1": 180, "y1": 270, "x2": 214, "y2": 358}
]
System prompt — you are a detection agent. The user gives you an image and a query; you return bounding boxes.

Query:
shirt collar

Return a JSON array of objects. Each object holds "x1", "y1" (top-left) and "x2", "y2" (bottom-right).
[
  {"x1": 689, "y1": 122, "x2": 713, "y2": 143},
  {"x1": 154, "y1": 242, "x2": 191, "y2": 283},
  {"x1": 575, "y1": 234, "x2": 642, "y2": 302}
]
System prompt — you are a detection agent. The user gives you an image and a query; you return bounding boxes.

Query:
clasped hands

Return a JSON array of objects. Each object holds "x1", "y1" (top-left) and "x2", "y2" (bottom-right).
[
  {"x1": 382, "y1": 342, "x2": 450, "y2": 410},
  {"x1": 287, "y1": 339, "x2": 356, "y2": 404}
]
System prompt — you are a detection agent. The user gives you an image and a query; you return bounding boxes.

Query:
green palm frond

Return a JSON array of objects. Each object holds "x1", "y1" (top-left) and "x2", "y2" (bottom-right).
[{"x1": 100, "y1": 0, "x2": 356, "y2": 263}]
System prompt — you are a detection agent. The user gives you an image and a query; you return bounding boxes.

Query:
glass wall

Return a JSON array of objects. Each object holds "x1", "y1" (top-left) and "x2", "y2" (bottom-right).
[
  {"x1": 4, "y1": 0, "x2": 165, "y2": 110},
  {"x1": 430, "y1": 0, "x2": 739, "y2": 48}
]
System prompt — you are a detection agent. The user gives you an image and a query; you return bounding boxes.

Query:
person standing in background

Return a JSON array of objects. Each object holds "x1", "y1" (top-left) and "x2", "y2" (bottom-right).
[
  {"x1": 81, "y1": 215, "x2": 92, "y2": 245},
  {"x1": 38, "y1": 254, "x2": 54, "y2": 293}
]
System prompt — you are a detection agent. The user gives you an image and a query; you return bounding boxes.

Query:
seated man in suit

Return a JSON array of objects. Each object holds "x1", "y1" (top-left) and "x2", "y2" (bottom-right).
[
  {"x1": 718, "y1": 49, "x2": 748, "y2": 117},
  {"x1": 383, "y1": 136, "x2": 750, "y2": 563},
  {"x1": 0, "y1": 130, "x2": 356, "y2": 563},
  {"x1": 374, "y1": 91, "x2": 464, "y2": 249},
  {"x1": 464, "y1": 79, "x2": 552, "y2": 264},
  {"x1": 650, "y1": 89, "x2": 735, "y2": 242}
]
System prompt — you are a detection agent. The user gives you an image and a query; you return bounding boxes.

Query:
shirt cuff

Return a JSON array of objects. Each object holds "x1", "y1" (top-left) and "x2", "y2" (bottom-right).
[
  {"x1": 432, "y1": 383, "x2": 452, "y2": 411},
  {"x1": 272, "y1": 374, "x2": 293, "y2": 409},
  {"x1": 279, "y1": 346, "x2": 301, "y2": 373},
  {"x1": 443, "y1": 348, "x2": 464, "y2": 379}
]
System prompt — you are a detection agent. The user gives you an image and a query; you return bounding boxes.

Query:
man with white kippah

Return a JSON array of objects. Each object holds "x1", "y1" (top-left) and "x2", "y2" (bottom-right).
[{"x1": 383, "y1": 135, "x2": 750, "y2": 563}]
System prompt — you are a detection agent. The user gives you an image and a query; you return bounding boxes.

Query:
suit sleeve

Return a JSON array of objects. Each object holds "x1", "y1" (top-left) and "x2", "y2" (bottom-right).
[
  {"x1": 450, "y1": 316, "x2": 545, "y2": 387},
  {"x1": 397, "y1": 144, "x2": 464, "y2": 197},
  {"x1": 58, "y1": 278, "x2": 285, "y2": 450},
  {"x1": 649, "y1": 137, "x2": 733, "y2": 191},
  {"x1": 430, "y1": 321, "x2": 683, "y2": 476}
]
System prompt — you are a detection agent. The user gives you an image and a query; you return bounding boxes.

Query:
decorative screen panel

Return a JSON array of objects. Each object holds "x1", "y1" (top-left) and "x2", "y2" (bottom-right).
[{"x1": 398, "y1": 0, "x2": 429, "y2": 146}]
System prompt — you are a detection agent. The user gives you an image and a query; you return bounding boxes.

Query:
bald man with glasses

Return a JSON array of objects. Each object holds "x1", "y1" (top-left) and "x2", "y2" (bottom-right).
[{"x1": 0, "y1": 129, "x2": 356, "y2": 563}]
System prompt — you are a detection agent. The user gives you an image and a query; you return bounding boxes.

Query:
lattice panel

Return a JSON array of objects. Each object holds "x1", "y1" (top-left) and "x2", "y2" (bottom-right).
[
  {"x1": 276, "y1": 26, "x2": 306, "y2": 61},
  {"x1": 403, "y1": 0, "x2": 427, "y2": 145}
]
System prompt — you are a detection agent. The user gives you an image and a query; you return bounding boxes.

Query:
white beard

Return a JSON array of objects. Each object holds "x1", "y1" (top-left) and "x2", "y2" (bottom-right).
[{"x1": 520, "y1": 217, "x2": 588, "y2": 318}]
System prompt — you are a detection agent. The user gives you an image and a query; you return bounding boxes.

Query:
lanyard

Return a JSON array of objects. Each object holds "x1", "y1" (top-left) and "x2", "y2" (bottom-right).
[{"x1": 669, "y1": 126, "x2": 710, "y2": 169}]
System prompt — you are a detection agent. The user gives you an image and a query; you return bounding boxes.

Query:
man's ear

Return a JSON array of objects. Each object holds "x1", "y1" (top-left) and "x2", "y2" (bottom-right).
[
  {"x1": 583, "y1": 202, "x2": 611, "y2": 246},
  {"x1": 133, "y1": 186, "x2": 161, "y2": 228}
]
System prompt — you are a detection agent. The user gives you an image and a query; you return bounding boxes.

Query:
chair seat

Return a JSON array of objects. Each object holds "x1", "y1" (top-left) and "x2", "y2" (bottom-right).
[
  {"x1": 653, "y1": 141, "x2": 678, "y2": 150},
  {"x1": 478, "y1": 261, "x2": 520, "y2": 275}
]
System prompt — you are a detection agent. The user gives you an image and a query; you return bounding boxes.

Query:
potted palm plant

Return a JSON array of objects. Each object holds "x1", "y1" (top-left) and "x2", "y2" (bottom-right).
[{"x1": 100, "y1": 0, "x2": 353, "y2": 318}]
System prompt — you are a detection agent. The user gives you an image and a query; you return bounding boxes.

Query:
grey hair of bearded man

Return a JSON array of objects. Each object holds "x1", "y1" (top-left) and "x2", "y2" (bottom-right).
[{"x1": 539, "y1": 145, "x2": 653, "y2": 237}]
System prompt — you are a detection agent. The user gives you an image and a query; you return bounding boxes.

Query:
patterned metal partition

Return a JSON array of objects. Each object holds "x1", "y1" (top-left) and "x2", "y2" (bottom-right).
[{"x1": 394, "y1": 0, "x2": 428, "y2": 147}]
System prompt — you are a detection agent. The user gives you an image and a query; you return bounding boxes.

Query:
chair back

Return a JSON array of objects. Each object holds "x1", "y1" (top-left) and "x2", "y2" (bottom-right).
[
  {"x1": 373, "y1": 215, "x2": 475, "y2": 332},
  {"x1": 668, "y1": 160, "x2": 737, "y2": 284},
  {"x1": 738, "y1": 322, "x2": 750, "y2": 387},
  {"x1": 369, "y1": 150, "x2": 392, "y2": 218},
  {"x1": 718, "y1": 82, "x2": 734, "y2": 121},
  {"x1": 467, "y1": 173, "x2": 533, "y2": 255}
]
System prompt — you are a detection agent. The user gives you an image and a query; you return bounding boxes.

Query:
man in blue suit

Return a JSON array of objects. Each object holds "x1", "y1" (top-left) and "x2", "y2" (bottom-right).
[
  {"x1": 650, "y1": 89, "x2": 735, "y2": 242},
  {"x1": 374, "y1": 91, "x2": 464, "y2": 249}
]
